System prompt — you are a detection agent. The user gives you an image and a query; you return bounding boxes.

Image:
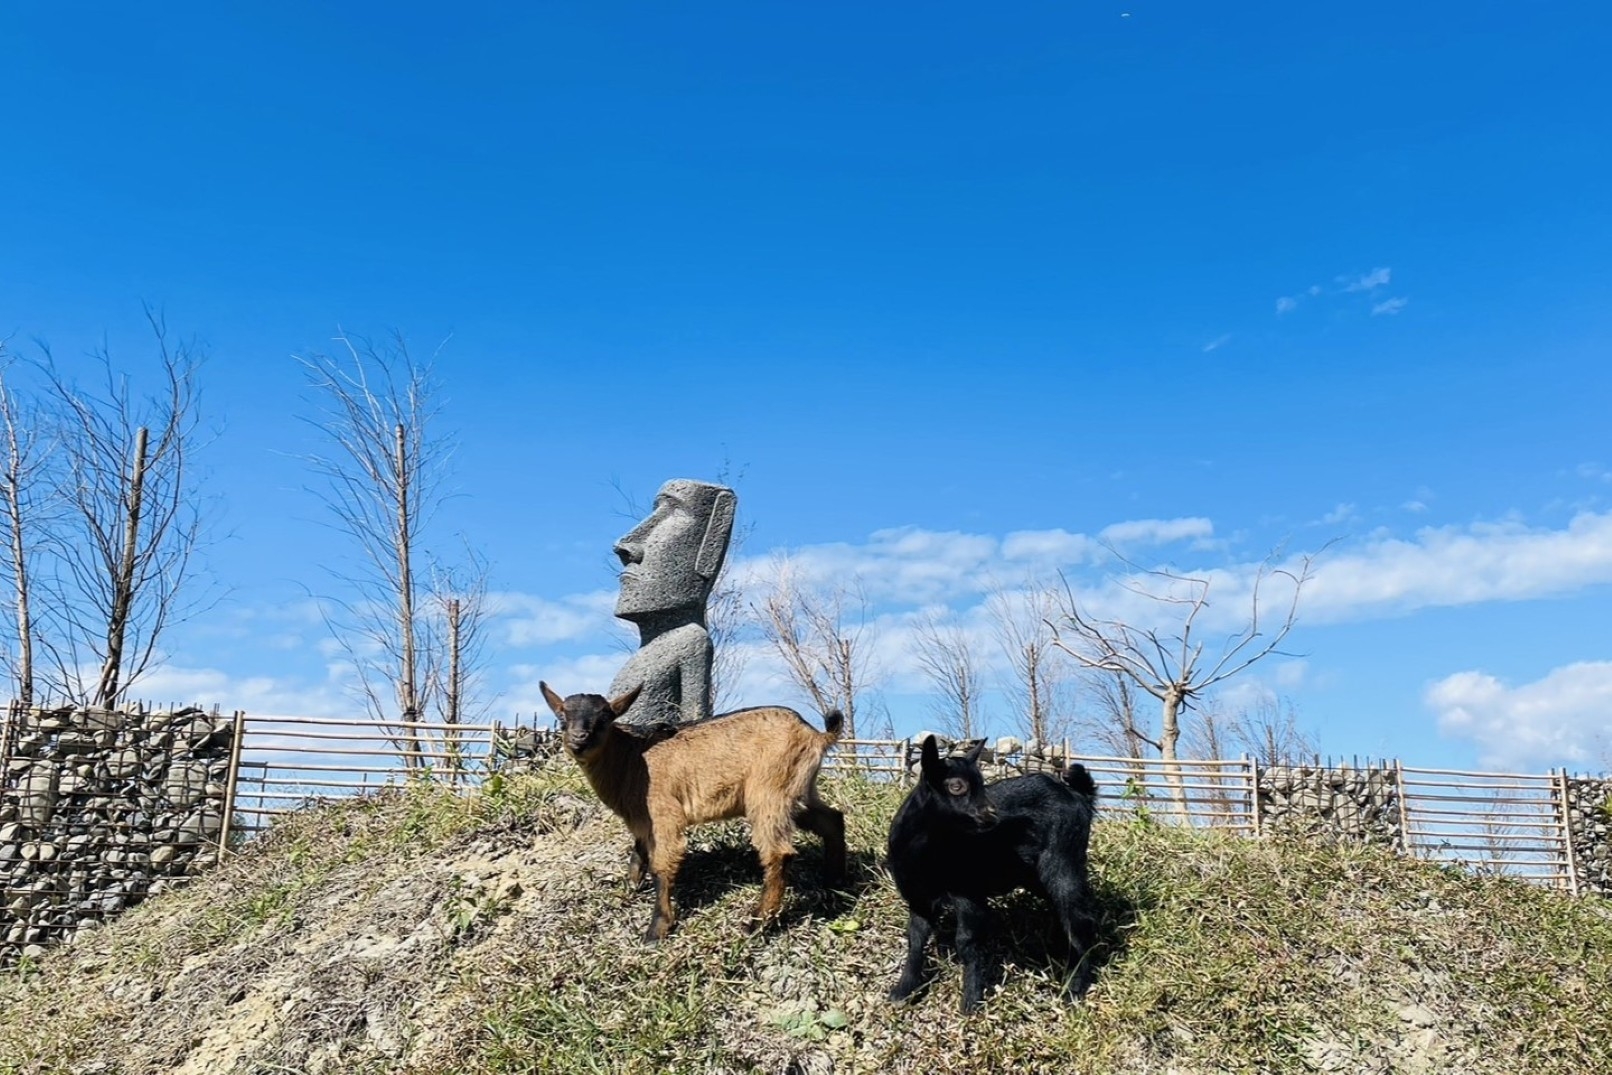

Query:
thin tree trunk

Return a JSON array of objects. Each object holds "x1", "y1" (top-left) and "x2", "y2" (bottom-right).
[
  {"x1": 95, "y1": 426, "x2": 148, "y2": 709},
  {"x1": 394, "y1": 423, "x2": 422, "y2": 768},
  {"x1": 1160, "y1": 687, "x2": 1190, "y2": 821},
  {"x1": 3, "y1": 416, "x2": 33, "y2": 709},
  {"x1": 446, "y1": 596, "x2": 462, "y2": 780}
]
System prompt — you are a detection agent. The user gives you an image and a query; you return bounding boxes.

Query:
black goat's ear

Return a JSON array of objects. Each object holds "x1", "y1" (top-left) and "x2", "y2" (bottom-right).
[
  {"x1": 920, "y1": 735, "x2": 942, "y2": 779},
  {"x1": 540, "y1": 682, "x2": 566, "y2": 720},
  {"x1": 963, "y1": 739, "x2": 986, "y2": 765},
  {"x1": 608, "y1": 684, "x2": 643, "y2": 718}
]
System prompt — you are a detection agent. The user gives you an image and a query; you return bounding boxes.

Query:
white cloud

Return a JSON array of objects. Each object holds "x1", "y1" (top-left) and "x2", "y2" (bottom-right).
[
  {"x1": 1303, "y1": 511, "x2": 1612, "y2": 623},
  {"x1": 132, "y1": 664, "x2": 352, "y2": 718},
  {"x1": 1001, "y1": 528, "x2": 1098, "y2": 564},
  {"x1": 1098, "y1": 517, "x2": 1214, "y2": 547},
  {"x1": 1371, "y1": 297, "x2": 1408, "y2": 316},
  {"x1": 1320, "y1": 503, "x2": 1358, "y2": 525},
  {"x1": 1203, "y1": 334, "x2": 1232, "y2": 353},
  {"x1": 495, "y1": 589, "x2": 617, "y2": 646},
  {"x1": 1342, "y1": 267, "x2": 1392, "y2": 292},
  {"x1": 1426, "y1": 662, "x2": 1612, "y2": 769},
  {"x1": 1275, "y1": 295, "x2": 1299, "y2": 315}
]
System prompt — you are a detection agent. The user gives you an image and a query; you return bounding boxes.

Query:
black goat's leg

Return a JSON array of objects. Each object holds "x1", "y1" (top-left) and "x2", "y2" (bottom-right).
[
  {"x1": 888, "y1": 910, "x2": 935, "y2": 1002},
  {"x1": 954, "y1": 896, "x2": 994, "y2": 1014},
  {"x1": 1046, "y1": 877, "x2": 1099, "y2": 998}
]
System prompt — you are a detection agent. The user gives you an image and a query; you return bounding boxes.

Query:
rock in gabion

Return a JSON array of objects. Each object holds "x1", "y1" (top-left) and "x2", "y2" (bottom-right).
[
  {"x1": 1565, "y1": 776, "x2": 1612, "y2": 897},
  {"x1": 1258, "y1": 762, "x2": 1403, "y2": 849},
  {"x1": 488, "y1": 723, "x2": 564, "y2": 770},
  {"x1": 0, "y1": 704, "x2": 235, "y2": 964}
]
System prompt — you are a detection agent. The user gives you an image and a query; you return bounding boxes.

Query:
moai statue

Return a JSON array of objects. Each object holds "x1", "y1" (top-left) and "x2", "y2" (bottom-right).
[{"x1": 607, "y1": 478, "x2": 737, "y2": 727}]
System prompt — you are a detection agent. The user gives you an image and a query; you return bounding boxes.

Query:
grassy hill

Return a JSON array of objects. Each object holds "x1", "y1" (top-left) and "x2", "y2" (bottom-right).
[{"x1": 1, "y1": 764, "x2": 1609, "y2": 1075}]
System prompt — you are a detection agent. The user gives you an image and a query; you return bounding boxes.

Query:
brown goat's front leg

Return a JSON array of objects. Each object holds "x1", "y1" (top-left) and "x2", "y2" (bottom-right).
[
  {"x1": 645, "y1": 830, "x2": 686, "y2": 943},
  {"x1": 748, "y1": 847, "x2": 795, "y2": 933}
]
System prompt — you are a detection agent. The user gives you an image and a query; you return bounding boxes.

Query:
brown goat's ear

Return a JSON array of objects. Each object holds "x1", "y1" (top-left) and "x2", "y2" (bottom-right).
[
  {"x1": 963, "y1": 739, "x2": 986, "y2": 766},
  {"x1": 607, "y1": 684, "x2": 643, "y2": 718},
  {"x1": 540, "y1": 682, "x2": 566, "y2": 720},
  {"x1": 920, "y1": 734, "x2": 943, "y2": 779}
]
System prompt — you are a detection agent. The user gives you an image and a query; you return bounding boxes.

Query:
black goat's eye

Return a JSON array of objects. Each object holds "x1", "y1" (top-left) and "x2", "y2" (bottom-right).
[{"x1": 945, "y1": 777, "x2": 968, "y2": 797}]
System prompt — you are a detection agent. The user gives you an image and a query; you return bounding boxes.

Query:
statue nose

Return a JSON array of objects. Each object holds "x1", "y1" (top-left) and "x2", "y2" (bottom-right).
[{"x1": 615, "y1": 541, "x2": 643, "y2": 567}]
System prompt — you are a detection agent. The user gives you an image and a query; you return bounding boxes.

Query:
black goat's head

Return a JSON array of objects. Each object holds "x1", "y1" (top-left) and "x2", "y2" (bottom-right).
[
  {"x1": 918, "y1": 735, "x2": 997, "y2": 829},
  {"x1": 540, "y1": 682, "x2": 642, "y2": 758}
]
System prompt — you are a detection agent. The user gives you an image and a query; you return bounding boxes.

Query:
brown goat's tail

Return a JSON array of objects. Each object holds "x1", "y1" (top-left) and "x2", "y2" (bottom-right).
[{"x1": 821, "y1": 709, "x2": 845, "y2": 745}]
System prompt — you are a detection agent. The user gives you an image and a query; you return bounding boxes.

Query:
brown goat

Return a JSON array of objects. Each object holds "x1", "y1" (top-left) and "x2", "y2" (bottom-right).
[{"x1": 540, "y1": 681, "x2": 847, "y2": 941}]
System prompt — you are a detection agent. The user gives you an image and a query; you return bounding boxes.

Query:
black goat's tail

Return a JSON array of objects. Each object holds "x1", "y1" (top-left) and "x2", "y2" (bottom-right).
[
  {"x1": 821, "y1": 709, "x2": 845, "y2": 744},
  {"x1": 1062, "y1": 762, "x2": 1097, "y2": 801}
]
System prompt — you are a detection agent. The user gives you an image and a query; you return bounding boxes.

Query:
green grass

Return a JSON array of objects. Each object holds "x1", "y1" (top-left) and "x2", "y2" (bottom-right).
[{"x1": 1, "y1": 765, "x2": 1610, "y2": 1075}]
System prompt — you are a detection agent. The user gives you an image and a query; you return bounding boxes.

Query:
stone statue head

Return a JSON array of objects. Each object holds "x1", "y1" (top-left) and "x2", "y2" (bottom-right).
[{"x1": 613, "y1": 478, "x2": 737, "y2": 624}]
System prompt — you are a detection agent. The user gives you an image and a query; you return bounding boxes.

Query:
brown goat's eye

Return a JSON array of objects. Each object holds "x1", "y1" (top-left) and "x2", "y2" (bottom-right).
[{"x1": 945, "y1": 777, "x2": 969, "y2": 797}]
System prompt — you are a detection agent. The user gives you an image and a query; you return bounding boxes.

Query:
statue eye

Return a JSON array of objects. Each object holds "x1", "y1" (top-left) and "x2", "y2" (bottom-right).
[{"x1": 945, "y1": 777, "x2": 969, "y2": 797}]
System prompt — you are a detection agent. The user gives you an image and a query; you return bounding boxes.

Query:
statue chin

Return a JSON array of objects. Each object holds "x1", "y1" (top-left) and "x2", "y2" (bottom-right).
[{"x1": 616, "y1": 574, "x2": 705, "y2": 620}]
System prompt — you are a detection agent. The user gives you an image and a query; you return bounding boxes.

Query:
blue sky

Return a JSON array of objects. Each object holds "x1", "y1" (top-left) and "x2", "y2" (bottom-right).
[{"x1": 4, "y1": 3, "x2": 1611, "y2": 773}]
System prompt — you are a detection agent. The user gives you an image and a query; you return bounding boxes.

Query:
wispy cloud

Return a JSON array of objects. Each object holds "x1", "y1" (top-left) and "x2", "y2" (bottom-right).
[
  {"x1": 1320, "y1": 503, "x2": 1358, "y2": 526},
  {"x1": 1301, "y1": 511, "x2": 1612, "y2": 623},
  {"x1": 1427, "y1": 661, "x2": 1612, "y2": 769},
  {"x1": 1276, "y1": 270, "x2": 1402, "y2": 316},
  {"x1": 495, "y1": 590, "x2": 618, "y2": 646},
  {"x1": 1341, "y1": 267, "x2": 1392, "y2": 292},
  {"x1": 1098, "y1": 517, "x2": 1214, "y2": 547},
  {"x1": 1203, "y1": 334, "x2": 1232, "y2": 353}
]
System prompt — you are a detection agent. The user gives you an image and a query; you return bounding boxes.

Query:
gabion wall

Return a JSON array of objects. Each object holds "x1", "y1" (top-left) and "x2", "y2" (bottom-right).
[
  {"x1": 1565, "y1": 777, "x2": 1612, "y2": 897},
  {"x1": 488, "y1": 722, "x2": 564, "y2": 769},
  {"x1": 1258, "y1": 761, "x2": 1403, "y2": 848},
  {"x1": 0, "y1": 704, "x2": 235, "y2": 963}
]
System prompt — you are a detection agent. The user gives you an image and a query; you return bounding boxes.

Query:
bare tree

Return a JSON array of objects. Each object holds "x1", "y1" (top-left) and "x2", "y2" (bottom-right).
[
  {"x1": 705, "y1": 462, "x2": 754, "y2": 713},
  {"x1": 33, "y1": 314, "x2": 209, "y2": 708},
  {"x1": 753, "y1": 556, "x2": 878, "y2": 741},
  {"x1": 0, "y1": 353, "x2": 55, "y2": 708},
  {"x1": 422, "y1": 547, "x2": 492, "y2": 726},
  {"x1": 1081, "y1": 670, "x2": 1152, "y2": 760},
  {"x1": 912, "y1": 610, "x2": 987, "y2": 741},
  {"x1": 300, "y1": 331, "x2": 463, "y2": 768},
  {"x1": 985, "y1": 581, "x2": 1071, "y2": 745},
  {"x1": 1052, "y1": 552, "x2": 1314, "y2": 814},
  {"x1": 1230, "y1": 694, "x2": 1315, "y2": 766},
  {"x1": 419, "y1": 547, "x2": 492, "y2": 780}
]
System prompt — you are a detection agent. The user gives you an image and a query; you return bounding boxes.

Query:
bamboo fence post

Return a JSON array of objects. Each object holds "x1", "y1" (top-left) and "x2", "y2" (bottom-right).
[
  {"x1": 1247, "y1": 754, "x2": 1262, "y2": 839},
  {"x1": 215, "y1": 709, "x2": 248, "y2": 864},
  {"x1": 1553, "y1": 767, "x2": 1581, "y2": 897},
  {"x1": 1393, "y1": 759, "x2": 1415, "y2": 857}
]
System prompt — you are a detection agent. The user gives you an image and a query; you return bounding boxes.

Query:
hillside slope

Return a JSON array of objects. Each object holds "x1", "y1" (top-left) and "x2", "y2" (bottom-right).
[{"x1": 1, "y1": 765, "x2": 1609, "y2": 1075}]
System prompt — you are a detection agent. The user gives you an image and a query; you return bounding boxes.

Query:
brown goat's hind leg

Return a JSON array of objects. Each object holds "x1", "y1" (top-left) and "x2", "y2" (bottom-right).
[{"x1": 794, "y1": 802, "x2": 846, "y2": 884}]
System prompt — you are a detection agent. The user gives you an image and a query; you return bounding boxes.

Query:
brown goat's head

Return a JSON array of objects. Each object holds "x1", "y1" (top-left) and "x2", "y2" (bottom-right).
[{"x1": 540, "y1": 682, "x2": 643, "y2": 759}]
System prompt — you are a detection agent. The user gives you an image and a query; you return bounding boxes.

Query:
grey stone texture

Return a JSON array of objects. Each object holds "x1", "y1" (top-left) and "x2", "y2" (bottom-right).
[
  {"x1": 607, "y1": 478, "x2": 737, "y2": 727},
  {"x1": 0, "y1": 704, "x2": 235, "y2": 963},
  {"x1": 1565, "y1": 776, "x2": 1612, "y2": 896},
  {"x1": 1259, "y1": 761, "x2": 1404, "y2": 848}
]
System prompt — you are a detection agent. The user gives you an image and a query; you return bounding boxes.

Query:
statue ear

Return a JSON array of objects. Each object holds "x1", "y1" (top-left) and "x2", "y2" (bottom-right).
[{"x1": 695, "y1": 488, "x2": 737, "y2": 580}]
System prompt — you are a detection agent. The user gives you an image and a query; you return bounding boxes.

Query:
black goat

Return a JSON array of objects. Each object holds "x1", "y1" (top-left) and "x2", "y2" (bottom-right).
[{"x1": 885, "y1": 735, "x2": 1099, "y2": 1013}]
